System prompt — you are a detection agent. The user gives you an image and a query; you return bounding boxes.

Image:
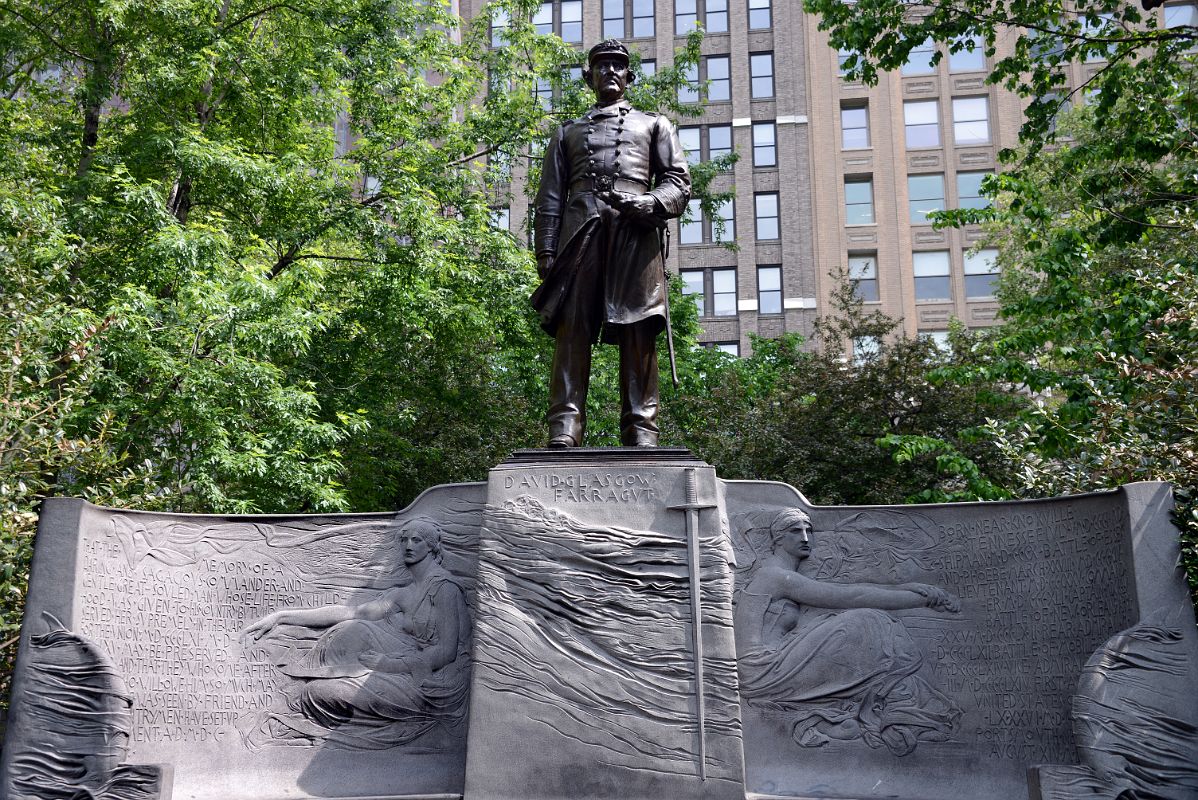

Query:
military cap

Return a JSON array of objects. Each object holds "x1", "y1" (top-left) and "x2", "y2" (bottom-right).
[{"x1": 587, "y1": 39, "x2": 630, "y2": 66}]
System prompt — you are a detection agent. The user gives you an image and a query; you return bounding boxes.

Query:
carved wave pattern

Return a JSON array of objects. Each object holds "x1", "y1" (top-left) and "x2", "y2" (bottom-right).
[
  {"x1": 475, "y1": 495, "x2": 740, "y2": 781},
  {"x1": 6, "y1": 613, "x2": 162, "y2": 800}
]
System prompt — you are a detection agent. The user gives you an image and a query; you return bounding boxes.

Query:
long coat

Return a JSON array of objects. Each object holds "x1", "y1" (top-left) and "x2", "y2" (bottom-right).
[{"x1": 531, "y1": 100, "x2": 691, "y2": 343}]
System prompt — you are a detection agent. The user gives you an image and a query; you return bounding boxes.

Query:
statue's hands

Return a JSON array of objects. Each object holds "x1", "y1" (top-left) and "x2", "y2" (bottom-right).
[
  {"x1": 609, "y1": 191, "x2": 663, "y2": 225},
  {"x1": 911, "y1": 584, "x2": 961, "y2": 613},
  {"x1": 242, "y1": 612, "x2": 280, "y2": 642},
  {"x1": 536, "y1": 253, "x2": 554, "y2": 279}
]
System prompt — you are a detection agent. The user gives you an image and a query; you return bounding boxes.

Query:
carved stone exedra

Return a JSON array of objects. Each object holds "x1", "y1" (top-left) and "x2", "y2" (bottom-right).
[{"x1": 2, "y1": 471, "x2": 1195, "y2": 800}]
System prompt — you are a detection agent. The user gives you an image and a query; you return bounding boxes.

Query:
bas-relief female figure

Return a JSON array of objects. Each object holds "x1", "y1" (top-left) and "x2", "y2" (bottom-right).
[
  {"x1": 735, "y1": 508, "x2": 962, "y2": 757},
  {"x1": 241, "y1": 516, "x2": 470, "y2": 750}
]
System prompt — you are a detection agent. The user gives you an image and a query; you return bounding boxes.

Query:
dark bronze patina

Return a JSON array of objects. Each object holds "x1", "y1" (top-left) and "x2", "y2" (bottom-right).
[{"x1": 532, "y1": 39, "x2": 692, "y2": 448}]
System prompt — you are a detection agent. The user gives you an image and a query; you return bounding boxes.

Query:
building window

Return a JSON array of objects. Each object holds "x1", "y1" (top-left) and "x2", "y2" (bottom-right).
[
  {"x1": 714, "y1": 199, "x2": 735, "y2": 243},
  {"x1": 748, "y1": 0, "x2": 771, "y2": 29},
  {"x1": 712, "y1": 268, "x2": 736, "y2": 315},
  {"x1": 680, "y1": 58, "x2": 730, "y2": 103},
  {"x1": 957, "y1": 170, "x2": 992, "y2": 209},
  {"x1": 676, "y1": 0, "x2": 727, "y2": 34},
  {"x1": 709, "y1": 124, "x2": 732, "y2": 159},
  {"x1": 679, "y1": 63, "x2": 699, "y2": 103},
  {"x1": 754, "y1": 193, "x2": 780, "y2": 240},
  {"x1": 561, "y1": 1, "x2": 582, "y2": 41},
  {"x1": 639, "y1": 59, "x2": 655, "y2": 77},
  {"x1": 844, "y1": 178, "x2": 874, "y2": 225},
  {"x1": 605, "y1": 0, "x2": 655, "y2": 38},
  {"x1": 680, "y1": 199, "x2": 703, "y2": 244},
  {"x1": 749, "y1": 52, "x2": 775, "y2": 98},
  {"x1": 950, "y1": 34, "x2": 986, "y2": 71},
  {"x1": 1165, "y1": 1, "x2": 1197, "y2": 28},
  {"x1": 679, "y1": 127, "x2": 701, "y2": 164},
  {"x1": 679, "y1": 125, "x2": 733, "y2": 164},
  {"x1": 714, "y1": 341, "x2": 740, "y2": 356},
  {"x1": 752, "y1": 122, "x2": 777, "y2": 167},
  {"x1": 679, "y1": 199, "x2": 734, "y2": 245},
  {"x1": 841, "y1": 103, "x2": 869, "y2": 149},
  {"x1": 534, "y1": 2, "x2": 553, "y2": 34},
  {"x1": 902, "y1": 37, "x2": 937, "y2": 75},
  {"x1": 490, "y1": 207, "x2": 510, "y2": 230},
  {"x1": 921, "y1": 330, "x2": 952, "y2": 353},
  {"x1": 603, "y1": 0, "x2": 624, "y2": 37},
  {"x1": 963, "y1": 248, "x2": 999, "y2": 298},
  {"x1": 707, "y1": 55, "x2": 731, "y2": 101},
  {"x1": 908, "y1": 173, "x2": 945, "y2": 224},
  {"x1": 757, "y1": 265, "x2": 782, "y2": 314},
  {"x1": 837, "y1": 47, "x2": 857, "y2": 77},
  {"x1": 633, "y1": 0, "x2": 654, "y2": 36},
  {"x1": 683, "y1": 268, "x2": 737, "y2": 317},
  {"x1": 682, "y1": 269, "x2": 705, "y2": 315},
  {"x1": 491, "y1": 6, "x2": 510, "y2": 46},
  {"x1": 853, "y1": 335, "x2": 880, "y2": 364},
  {"x1": 904, "y1": 100, "x2": 940, "y2": 148},
  {"x1": 913, "y1": 251, "x2": 951, "y2": 301},
  {"x1": 953, "y1": 96, "x2": 990, "y2": 144},
  {"x1": 533, "y1": 1, "x2": 582, "y2": 41},
  {"x1": 848, "y1": 254, "x2": 879, "y2": 301}
]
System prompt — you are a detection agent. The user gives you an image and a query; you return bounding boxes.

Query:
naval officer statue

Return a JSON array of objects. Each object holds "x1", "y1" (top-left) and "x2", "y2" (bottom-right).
[{"x1": 531, "y1": 39, "x2": 692, "y2": 448}]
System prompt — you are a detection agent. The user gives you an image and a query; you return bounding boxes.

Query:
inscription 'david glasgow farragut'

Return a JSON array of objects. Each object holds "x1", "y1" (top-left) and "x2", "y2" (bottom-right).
[{"x1": 502, "y1": 471, "x2": 658, "y2": 503}]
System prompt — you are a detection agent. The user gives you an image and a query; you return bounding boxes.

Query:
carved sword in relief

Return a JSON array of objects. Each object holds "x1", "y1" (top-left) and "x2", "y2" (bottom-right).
[{"x1": 668, "y1": 467, "x2": 718, "y2": 780}]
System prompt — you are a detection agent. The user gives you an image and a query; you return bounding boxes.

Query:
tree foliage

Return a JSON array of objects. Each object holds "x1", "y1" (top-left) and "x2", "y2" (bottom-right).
[
  {"x1": 0, "y1": 0, "x2": 718, "y2": 697},
  {"x1": 664, "y1": 278, "x2": 1024, "y2": 505}
]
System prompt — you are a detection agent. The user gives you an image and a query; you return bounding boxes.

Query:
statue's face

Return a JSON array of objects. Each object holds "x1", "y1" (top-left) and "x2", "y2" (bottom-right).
[
  {"x1": 780, "y1": 518, "x2": 812, "y2": 560},
  {"x1": 589, "y1": 55, "x2": 631, "y2": 104},
  {"x1": 399, "y1": 527, "x2": 432, "y2": 565}
]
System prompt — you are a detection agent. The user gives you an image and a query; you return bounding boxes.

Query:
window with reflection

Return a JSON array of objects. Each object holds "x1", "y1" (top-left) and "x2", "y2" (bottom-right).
[
  {"x1": 841, "y1": 103, "x2": 869, "y2": 149},
  {"x1": 750, "y1": 52, "x2": 774, "y2": 98},
  {"x1": 963, "y1": 248, "x2": 999, "y2": 298},
  {"x1": 950, "y1": 35, "x2": 985, "y2": 71},
  {"x1": 904, "y1": 100, "x2": 940, "y2": 148},
  {"x1": 913, "y1": 251, "x2": 951, "y2": 301},
  {"x1": 902, "y1": 38, "x2": 937, "y2": 75},
  {"x1": 752, "y1": 122, "x2": 776, "y2": 167},
  {"x1": 757, "y1": 265, "x2": 782, "y2": 314},
  {"x1": 755, "y1": 193, "x2": 780, "y2": 240},
  {"x1": 956, "y1": 171, "x2": 992, "y2": 209},
  {"x1": 953, "y1": 97, "x2": 990, "y2": 144},
  {"x1": 849, "y1": 254, "x2": 878, "y2": 301},
  {"x1": 908, "y1": 173, "x2": 945, "y2": 224},
  {"x1": 748, "y1": 0, "x2": 771, "y2": 29},
  {"x1": 844, "y1": 178, "x2": 874, "y2": 225}
]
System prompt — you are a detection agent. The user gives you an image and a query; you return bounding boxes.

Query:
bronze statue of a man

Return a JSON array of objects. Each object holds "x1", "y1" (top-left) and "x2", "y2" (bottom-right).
[{"x1": 532, "y1": 39, "x2": 692, "y2": 449}]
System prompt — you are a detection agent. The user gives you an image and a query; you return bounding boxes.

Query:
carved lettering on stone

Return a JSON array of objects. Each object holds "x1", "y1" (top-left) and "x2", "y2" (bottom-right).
[{"x1": 75, "y1": 508, "x2": 477, "y2": 756}]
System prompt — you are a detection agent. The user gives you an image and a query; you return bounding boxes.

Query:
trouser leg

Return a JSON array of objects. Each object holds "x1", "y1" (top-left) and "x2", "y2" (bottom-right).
[
  {"x1": 547, "y1": 324, "x2": 591, "y2": 446},
  {"x1": 618, "y1": 320, "x2": 660, "y2": 446}
]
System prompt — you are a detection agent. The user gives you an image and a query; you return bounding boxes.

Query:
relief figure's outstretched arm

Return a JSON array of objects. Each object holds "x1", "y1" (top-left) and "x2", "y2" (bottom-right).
[
  {"x1": 774, "y1": 570, "x2": 958, "y2": 613},
  {"x1": 242, "y1": 591, "x2": 400, "y2": 641}
]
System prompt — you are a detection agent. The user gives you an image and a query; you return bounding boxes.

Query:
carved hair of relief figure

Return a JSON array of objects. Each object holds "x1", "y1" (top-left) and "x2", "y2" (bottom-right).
[
  {"x1": 735, "y1": 508, "x2": 962, "y2": 757},
  {"x1": 237, "y1": 516, "x2": 471, "y2": 751}
]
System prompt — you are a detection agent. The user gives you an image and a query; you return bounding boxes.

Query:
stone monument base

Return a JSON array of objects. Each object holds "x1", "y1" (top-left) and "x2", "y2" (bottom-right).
[{"x1": 2, "y1": 453, "x2": 1196, "y2": 800}]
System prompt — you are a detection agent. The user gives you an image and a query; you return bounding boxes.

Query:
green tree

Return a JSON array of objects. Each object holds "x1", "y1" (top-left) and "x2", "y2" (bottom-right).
[
  {"x1": 0, "y1": 0, "x2": 717, "y2": 696},
  {"x1": 664, "y1": 277, "x2": 1023, "y2": 505}
]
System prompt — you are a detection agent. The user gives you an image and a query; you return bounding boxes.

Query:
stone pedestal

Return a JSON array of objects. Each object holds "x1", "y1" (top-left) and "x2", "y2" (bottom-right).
[{"x1": 463, "y1": 449, "x2": 746, "y2": 800}]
